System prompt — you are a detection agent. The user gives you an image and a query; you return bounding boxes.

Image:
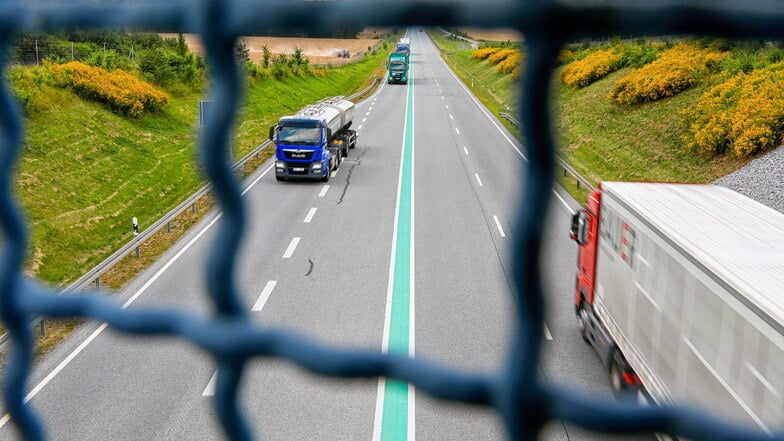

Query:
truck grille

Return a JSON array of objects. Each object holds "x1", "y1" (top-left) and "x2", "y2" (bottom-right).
[{"x1": 283, "y1": 149, "x2": 314, "y2": 160}]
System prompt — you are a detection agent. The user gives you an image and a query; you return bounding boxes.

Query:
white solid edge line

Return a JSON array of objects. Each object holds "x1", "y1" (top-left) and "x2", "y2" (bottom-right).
[
  {"x1": 282, "y1": 237, "x2": 301, "y2": 259},
  {"x1": 252, "y1": 280, "x2": 277, "y2": 312},
  {"x1": 0, "y1": 163, "x2": 281, "y2": 427},
  {"x1": 372, "y1": 48, "x2": 411, "y2": 441},
  {"x1": 202, "y1": 370, "x2": 219, "y2": 396},
  {"x1": 242, "y1": 164, "x2": 275, "y2": 196},
  {"x1": 303, "y1": 207, "x2": 317, "y2": 223},
  {"x1": 408, "y1": 384, "x2": 416, "y2": 441},
  {"x1": 425, "y1": 34, "x2": 525, "y2": 163},
  {"x1": 424, "y1": 33, "x2": 577, "y2": 215},
  {"x1": 493, "y1": 215, "x2": 506, "y2": 238},
  {"x1": 551, "y1": 188, "x2": 572, "y2": 213},
  {"x1": 409, "y1": 76, "x2": 417, "y2": 441},
  {"x1": 319, "y1": 185, "x2": 330, "y2": 197}
]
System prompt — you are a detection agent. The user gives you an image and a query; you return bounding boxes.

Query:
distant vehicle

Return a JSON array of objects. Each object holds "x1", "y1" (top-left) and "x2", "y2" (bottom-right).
[
  {"x1": 387, "y1": 52, "x2": 409, "y2": 84},
  {"x1": 269, "y1": 97, "x2": 356, "y2": 182},
  {"x1": 396, "y1": 37, "x2": 411, "y2": 55},
  {"x1": 335, "y1": 49, "x2": 350, "y2": 58},
  {"x1": 570, "y1": 181, "x2": 784, "y2": 434}
]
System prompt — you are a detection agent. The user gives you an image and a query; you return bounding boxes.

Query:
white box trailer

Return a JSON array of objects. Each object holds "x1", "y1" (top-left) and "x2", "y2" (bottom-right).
[{"x1": 570, "y1": 182, "x2": 784, "y2": 434}]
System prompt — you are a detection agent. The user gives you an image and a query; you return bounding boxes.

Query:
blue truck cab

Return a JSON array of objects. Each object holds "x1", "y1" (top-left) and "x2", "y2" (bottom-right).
[{"x1": 269, "y1": 97, "x2": 356, "y2": 182}]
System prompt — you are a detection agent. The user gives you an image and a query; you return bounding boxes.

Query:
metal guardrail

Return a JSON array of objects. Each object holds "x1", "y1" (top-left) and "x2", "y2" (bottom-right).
[
  {"x1": 1, "y1": 2, "x2": 783, "y2": 441},
  {"x1": 0, "y1": 76, "x2": 378, "y2": 350},
  {"x1": 437, "y1": 27, "x2": 479, "y2": 48},
  {"x1": 500, "y1": 112, "x2": 595, "y2": 192}
]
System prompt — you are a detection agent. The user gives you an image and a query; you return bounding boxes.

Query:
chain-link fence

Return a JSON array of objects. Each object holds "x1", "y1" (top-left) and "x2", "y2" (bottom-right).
[{"x1": 1, "y1": 1, "x2": 783, "y2": 440}]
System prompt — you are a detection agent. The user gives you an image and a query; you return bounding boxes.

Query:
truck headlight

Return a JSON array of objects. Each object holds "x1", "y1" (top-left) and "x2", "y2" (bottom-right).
[
  {"x1": 312, "y1": 163, "x2": 322, "y2": 171},
  {"x1": 276, "y1": 161, "x2": 285, "y2": 169}
]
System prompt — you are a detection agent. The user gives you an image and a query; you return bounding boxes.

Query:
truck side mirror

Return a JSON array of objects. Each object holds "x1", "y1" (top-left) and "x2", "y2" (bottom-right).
[
  {"x1": 325, "y1": 128, "x2": 332, "y2": 143},
  {"x1": 570, "y1": 210, "x2": 588, "y2": 244},
  {"x1": 268, "y1": 125, "x2": 277, "y2": 141}
]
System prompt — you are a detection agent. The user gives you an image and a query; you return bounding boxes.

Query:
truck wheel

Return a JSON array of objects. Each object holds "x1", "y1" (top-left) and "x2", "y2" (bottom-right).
[
  {"x1": 609, "y1": 351, "x2": 636, "y2": 401},
  {"x1": 577, "y1": 305, "x2": 590, "y2": 344}
]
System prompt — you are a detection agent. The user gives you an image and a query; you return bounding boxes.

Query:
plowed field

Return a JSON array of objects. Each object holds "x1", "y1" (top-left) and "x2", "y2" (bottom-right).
[
  {"x1": 459, "y1": 28, "x2": 523, "y2": 42},
  {"x1": 160, "y1": 34, "x2": 382, "y2": 65}
]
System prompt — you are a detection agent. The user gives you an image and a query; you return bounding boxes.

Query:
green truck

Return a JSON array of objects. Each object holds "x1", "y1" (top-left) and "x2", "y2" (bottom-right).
[{"x1": 387, "y1": 52, "x2": 409, "y2": 84}]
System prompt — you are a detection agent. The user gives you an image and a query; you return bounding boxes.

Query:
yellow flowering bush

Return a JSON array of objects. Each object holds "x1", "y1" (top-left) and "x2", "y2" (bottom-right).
[
  {"x1": 557, "y1": 49, "x2": 575, "y2": 65},
  {"x1": 682, "y1": 62, "x2": 784, "y2": 157},
  {"x1": 487, "y1": 49, "x2": 516, "y2": 65},
  {"x1": 609, "y1": 43, "x2": 728, "y2": 105},
  {"x1": 471, "y1": 47, "x2": 523, "y2": 78},
  {"x1": 472, "y1": 47, "x2": 501, "y2": 60},
  {"x1": 560, "y1": 46, "x2": 625, "y2": 88},
  {"x1": 497, "y1": 51, "x2": 522, "y2": 75},
  {"x1": 49, "y1": 61, "x2": 169, "y2": 117}
]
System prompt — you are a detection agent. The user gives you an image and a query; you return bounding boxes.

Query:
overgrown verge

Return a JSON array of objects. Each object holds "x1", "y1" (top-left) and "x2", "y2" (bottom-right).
[
  {"x1": 49, "y1": 61, "x2": 170, "y2": 116},
  {"x1": 8, "y1": 33, "x2": 392, "y2": 288},
  {"x1": 607, "y1": 42, "x2": 728, "y2": 105},
  {"x1": 682, "y1": 61, "x2": 784, "y2": 157},
  {"x1": 2, "y1": 31, "x2": 392, "y2": 365},
  {"x1": 428, "y1": 30, "x2": 749, "y2": 204}
]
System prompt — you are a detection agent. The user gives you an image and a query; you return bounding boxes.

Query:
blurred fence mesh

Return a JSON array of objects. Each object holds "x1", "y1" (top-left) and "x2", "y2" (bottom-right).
[{"x1": 1, "y1": 1, "x2": 783, "y2": 440}]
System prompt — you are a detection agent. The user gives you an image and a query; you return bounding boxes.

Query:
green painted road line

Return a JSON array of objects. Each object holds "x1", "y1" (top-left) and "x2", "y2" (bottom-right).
[{"x1": 380, "y1": 52, "x2": 415, "y2": 441}]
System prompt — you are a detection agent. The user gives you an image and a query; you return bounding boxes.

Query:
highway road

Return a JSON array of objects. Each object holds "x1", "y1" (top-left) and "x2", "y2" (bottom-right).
[{"x1": 0, "y1": 29, "x2": 653, "y2": 441}]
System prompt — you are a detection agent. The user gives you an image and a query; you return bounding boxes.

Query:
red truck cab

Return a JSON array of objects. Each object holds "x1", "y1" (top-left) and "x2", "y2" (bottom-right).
[{"x1": 569, "y1": 185, "x2": 642, "y2": 397}]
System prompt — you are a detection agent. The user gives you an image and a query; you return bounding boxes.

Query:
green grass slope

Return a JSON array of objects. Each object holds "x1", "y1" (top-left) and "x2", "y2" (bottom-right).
[
  {"x1": 428, "y1": 31, "x2": 750, "y2": 201},
  {"x1": 17, "y1": 47, "x2": 388, "y2": 286}
]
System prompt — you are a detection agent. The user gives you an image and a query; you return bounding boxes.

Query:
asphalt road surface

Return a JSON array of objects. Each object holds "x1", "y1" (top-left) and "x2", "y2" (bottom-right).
[{"x1": 0, "y1": 29, "x2": 654, "y2": 441}]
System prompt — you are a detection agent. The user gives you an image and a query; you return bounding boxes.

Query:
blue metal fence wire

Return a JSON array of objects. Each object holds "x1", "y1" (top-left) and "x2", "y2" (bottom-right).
[{"x1": 1, "y1": 1, "x2": 783, "y2": 440}]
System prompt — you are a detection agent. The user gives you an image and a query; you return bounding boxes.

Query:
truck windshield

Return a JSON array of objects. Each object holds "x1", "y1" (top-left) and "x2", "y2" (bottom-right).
[
  {"x1": 278, "y1": 124, "x2": 321, "y2": 145},
  {"x1": 389, "y1": 61, "x2": 406, "y2": 71}
]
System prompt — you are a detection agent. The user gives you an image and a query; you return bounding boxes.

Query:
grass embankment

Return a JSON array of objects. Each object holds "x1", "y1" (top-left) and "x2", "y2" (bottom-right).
[
  {"x1": 427, "y1": 31, "x2": 749, "y2": 202},
  {"x1": 2, "y1": 41, "x2": 390, "y2": 362},
  {"x1": 18, "y1": 44, "x2": 389, "y2": 290}
]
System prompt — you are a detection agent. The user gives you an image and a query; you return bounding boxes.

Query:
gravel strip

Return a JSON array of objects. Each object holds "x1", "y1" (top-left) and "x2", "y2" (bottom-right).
[{"x1": 713, "y1": 145, "x2": 784, "y2": 215}]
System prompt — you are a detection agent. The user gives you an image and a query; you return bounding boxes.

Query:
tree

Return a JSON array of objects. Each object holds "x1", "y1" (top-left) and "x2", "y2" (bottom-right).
[
  {"x1": 261, "y1": 45, "x2": 271, "y2": 68},
  {"x1": 176, "y1": 33, "x2": 187, "y2": 58},
  {"x1": 234, "y1": 40, "x2": 251, "y2": 65}
]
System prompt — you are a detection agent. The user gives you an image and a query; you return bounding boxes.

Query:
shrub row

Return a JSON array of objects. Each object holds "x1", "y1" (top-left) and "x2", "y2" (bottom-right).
[
  {"x1": 608, "y1": 43, "x2": 728, "y2": 105},
  {"x1": 472, "y1": 47, "x2": 501, "y2": 60},
  {"x1": 560, "y1": 46, "x2": 625, "y2": 88},
  {"x1": 49, "y1": 61, "x2": 169, "y2": 117},
  {"x1": 682, "y1": 61, "x2": 784, "y2": 157},
  {"x1": 497, "y1": 52, "x2": 522, "y2": 75},
  {"x1": 471, "y1": 46, "x2": 523, "y2": 78}
]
